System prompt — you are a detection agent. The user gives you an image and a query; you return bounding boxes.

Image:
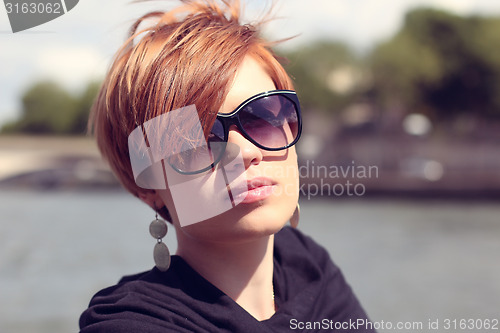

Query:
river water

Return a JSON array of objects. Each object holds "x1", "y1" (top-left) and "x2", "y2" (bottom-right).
[{"x1": 1, "y1": 190, "x2": 499, "y2": 333}]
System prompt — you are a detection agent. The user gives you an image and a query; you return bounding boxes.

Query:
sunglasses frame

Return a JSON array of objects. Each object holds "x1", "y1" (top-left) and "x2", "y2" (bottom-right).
[
  {"x1": 216, "y1": 89, "x2": 302, "y2": 150},
  {"x1": 170, "y1": 90, "x2": 302, "y2": 175}
]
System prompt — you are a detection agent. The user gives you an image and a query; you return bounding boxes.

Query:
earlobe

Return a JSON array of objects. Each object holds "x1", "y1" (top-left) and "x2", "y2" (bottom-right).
[
  {"x1": 138, "y1": 190, "x2": 163, "y2": 210},
  {"x1": 290, "y1": 203, "x2": 300, "y2": 228}
]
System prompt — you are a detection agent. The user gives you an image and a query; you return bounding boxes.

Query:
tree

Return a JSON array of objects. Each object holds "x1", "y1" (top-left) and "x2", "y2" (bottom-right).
[
  {"x1": 1, "y1": 80, "x2": 101, "y2": 135},
  {"x1": 370, "y1": 8, "x2": 500, "y2": 119},
  {"x1": 279, "y1": 41, "x2": 366, "y2": 114},
  {"x1": 72, "y1": 81, "x2": 101, "y2": 134}
]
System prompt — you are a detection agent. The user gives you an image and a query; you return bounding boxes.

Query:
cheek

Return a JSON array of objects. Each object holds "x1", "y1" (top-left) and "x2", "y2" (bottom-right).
[
  {"x1": 280, "y1": 160, "x2": 300, "y2": 204},
  {"x1": 265, "y1": 150, "x2": 300, "y2": 204},
  {"x1": 159, "y1": 168, "x2": 241, "y2": 227}
]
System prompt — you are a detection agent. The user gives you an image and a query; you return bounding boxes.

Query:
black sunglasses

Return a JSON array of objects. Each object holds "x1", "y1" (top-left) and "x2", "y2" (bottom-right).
[{"x1": 169, "y1": 90, "x2": 302, "y2": 175}]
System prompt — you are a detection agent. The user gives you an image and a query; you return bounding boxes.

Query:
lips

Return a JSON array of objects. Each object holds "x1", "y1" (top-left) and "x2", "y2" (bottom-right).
[
  {"x1": 247, "y1": 177, "x2": 275, "y2": 190},
  {"x1": 230, "y1": 177, "x2": 276, "y2": 204}
]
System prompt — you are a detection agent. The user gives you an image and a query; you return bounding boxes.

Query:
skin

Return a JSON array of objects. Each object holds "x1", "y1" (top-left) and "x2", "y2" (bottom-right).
[{"x1": 141, "y1": 55, "x2": 300, "y2": 320}]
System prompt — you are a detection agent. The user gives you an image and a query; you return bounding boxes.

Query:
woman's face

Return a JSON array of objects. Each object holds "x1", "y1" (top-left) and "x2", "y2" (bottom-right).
[{"x1": 157, "y1": 55, "x2": 299, "y2": 244}]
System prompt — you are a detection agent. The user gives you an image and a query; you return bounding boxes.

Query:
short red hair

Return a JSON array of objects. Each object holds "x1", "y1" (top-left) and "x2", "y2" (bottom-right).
[{"x1": 90, "y1": 0, "x2": 294, "y2": 206}]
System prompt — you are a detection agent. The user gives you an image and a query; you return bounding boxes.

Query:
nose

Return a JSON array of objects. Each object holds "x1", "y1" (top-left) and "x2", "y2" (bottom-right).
[{"x1": 225, "y1": 125, "x2": 263, "y2": 168}]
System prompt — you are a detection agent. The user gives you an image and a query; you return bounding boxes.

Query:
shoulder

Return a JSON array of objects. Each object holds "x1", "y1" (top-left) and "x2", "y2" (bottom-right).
[
  {"x1": 274, "y1": 226, "x2": 338, "y2": 274},
  {"x1": 275, "y1": 226, "x2": 325, "y2": 252},
  {"x1": 272, "y1": 227, "x2": 345, "y2": 300},
  {"x1": 79, "y1": 258, "x2": 213, "y2": 332},
  {"x1": 273, "y1": 227, "x2": 375, "y2": 332},
  {"x1": 79, "y1": 273, "x2": 175, "y2": 332}
]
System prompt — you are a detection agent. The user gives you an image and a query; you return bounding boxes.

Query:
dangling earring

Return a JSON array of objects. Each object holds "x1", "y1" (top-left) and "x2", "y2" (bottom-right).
[
  {"x1": 149, "y1": 207, "x2": 171, "y2": 271},
  {"x1": 290, "y1": 203, "x2": 300, "y2": 229}
]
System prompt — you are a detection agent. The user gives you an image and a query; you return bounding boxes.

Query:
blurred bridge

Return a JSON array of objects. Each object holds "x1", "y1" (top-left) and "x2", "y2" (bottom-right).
[{"x1": 0, "y1": 136, "x2": 117, "y2": 190}]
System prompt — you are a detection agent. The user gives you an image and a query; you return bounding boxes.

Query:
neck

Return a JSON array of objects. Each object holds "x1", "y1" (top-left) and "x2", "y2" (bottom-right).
[{"x1": 175, "y1": 231, "x2": 276, "y2": 321}]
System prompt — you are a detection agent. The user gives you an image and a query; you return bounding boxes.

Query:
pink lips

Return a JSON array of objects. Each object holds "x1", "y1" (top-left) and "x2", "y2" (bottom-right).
[{"x1": 231, "y1": 177, "x2": 276, "y2": 204}]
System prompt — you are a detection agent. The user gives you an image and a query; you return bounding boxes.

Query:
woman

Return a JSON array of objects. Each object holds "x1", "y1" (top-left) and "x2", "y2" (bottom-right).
[{"x1": 80, "y1": 1, "x2": 375, "y2": 332}]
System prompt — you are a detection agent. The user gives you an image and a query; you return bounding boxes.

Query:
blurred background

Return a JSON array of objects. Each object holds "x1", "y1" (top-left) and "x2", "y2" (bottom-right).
[{"x1": 1, "y1": 1, "x2": 499, "y2": 332}]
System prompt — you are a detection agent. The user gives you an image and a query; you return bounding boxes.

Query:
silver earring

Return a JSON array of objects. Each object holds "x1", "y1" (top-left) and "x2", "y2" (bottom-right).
[
  {"x1": 149, "y1": 209, "x2": 171, "y2": 271},
  {"x1": 290, "y1": 203, "x2": 300, "y2": 229}
]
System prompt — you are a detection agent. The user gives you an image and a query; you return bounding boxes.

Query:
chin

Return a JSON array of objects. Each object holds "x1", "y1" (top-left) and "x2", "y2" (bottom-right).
[
  {"x1": 180, "y1": 199, "x2": 292, "y2": 244},
  {"x1": 237, "y1": 204, "x2": 288, "y2": 232},
  {"x1": 236, "y1": 189, "x2": 298, "y2": 228}
]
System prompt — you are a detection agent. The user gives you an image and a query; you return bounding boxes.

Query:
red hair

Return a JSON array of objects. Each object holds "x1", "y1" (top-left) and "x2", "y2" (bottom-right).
[{"x1": 89, "y1": 0, "x2": 294, "y2": 213}]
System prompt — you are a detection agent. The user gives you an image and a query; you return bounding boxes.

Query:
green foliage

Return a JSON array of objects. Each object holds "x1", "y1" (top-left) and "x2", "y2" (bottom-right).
[
  {"x1": 279, "y1": 41, "x2": 365, "y2": 114},
  {"x1": 1, "y1": 80, "x2": 100, "y2": 135},
  {"x1": 370, "y1": 8, "x2": 500, "y2": 118},
  {"x1": 72, "y1": 81, "x2": 101, "y2": 134}
]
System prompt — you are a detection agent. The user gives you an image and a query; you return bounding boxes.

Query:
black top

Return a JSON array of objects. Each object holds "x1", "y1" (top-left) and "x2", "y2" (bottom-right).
[{"x1": 80, "y1": 227, "x2": 375, "y2": 332}]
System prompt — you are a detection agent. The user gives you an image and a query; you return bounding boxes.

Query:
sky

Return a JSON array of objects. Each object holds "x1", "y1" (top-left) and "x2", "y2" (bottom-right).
[{"x1": 1, "y1": 0, "x2": 500, "y2": 127}]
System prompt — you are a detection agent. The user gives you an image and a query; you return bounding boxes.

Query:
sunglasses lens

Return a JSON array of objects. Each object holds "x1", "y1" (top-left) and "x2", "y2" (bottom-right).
[
  {"x1": 206, "y1": 118, "x2": 226, "y2": 163},
  {"x1": 168, "y1": 119, "x2": 225, "y2": 174},
  {"x1": 240, "y1": 95, "x2": 299, "y2": 149}
]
